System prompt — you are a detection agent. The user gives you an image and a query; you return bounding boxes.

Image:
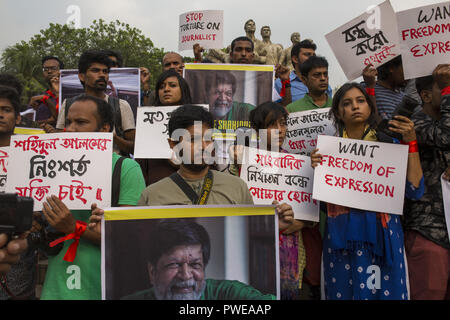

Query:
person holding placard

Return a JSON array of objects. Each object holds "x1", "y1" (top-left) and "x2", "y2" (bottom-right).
[
  {"x1": 100, "y1": 105, "x2": 294, "y2": 229},
  {"x1": 136, "y1": 69, "x2": 192, "y2": 186},
  {"x1": 40, "y1": 95, "x2": 145, "y2": 300},
  {"x1": 55, "y1": 50, "x2": 136, "y2": 156},
  {"x1": 311, "y1": 82, "x2": 424, "y2": 300},
  {"x1": 404, "y1": 64, "x2": 450, "y2": 300},
  {"x1": 246, "y1": 101, "x2": 322, "y2": 300}
]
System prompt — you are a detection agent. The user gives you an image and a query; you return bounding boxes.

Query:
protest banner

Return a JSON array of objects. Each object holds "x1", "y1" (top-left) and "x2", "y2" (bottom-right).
[
  {"x1": 312, "y1": 135, "x2": 409, "y2": 215},
  {"x1": 101, "y1": 205, "x2": 279, "y2": 300},
  {"x1": 184, "y1": 63, "x2": 274, "y2": 159},
  {"x1": 179, "y1": 10, "x2": 224, "y2": 52},
  {"x1": 282, "y1": 108, "x2": 336, "y2": 156},
  {"x1": 240, "y1": 148, "x2": 319, "y2": 222},
  {"x1": 325, "y1": 0, "x2": 401, "y2": 80},
  {"x1": 442, "y1": 174, "x2": 450, "y2": 242},
  {"x1": 0, "y1": 147, "x2": 9, "y2": 193},
  {"x1": 394, "y1": 1, "x2": 450, "y2": 79},
  {"x1": 5, "y1": 132, "x2": 113, "y2": 211},
  {"x1": 134, "y1": 105, "x2": 209, "y2": 159},
  {"x1": 59, "y1": 68, "x2": 141, "y2": 119}
]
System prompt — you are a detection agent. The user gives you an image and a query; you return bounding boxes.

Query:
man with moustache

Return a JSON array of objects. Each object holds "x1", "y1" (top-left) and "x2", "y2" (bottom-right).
[
  {"x1": 122, "y1": 219, "x2": 275, "y2": 300},
  {"x1": 28, "y1": 56, "x2": 64, "y2": 126},
  {"x1": 205, "y1": 71, "x2": 255, "y2": 122},
  {"x1": 55, "y1": 50, "x2": 136, "y2": 155}
]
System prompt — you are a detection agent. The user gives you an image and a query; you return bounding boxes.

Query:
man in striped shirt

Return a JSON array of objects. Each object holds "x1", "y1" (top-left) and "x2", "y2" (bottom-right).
[{"x1": 373, "y1": 56, "x2": 407, "y2": 119}]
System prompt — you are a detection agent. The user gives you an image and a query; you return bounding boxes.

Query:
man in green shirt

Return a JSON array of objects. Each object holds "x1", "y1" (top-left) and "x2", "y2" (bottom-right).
[
  {"x1": 40, "y1": 95, "x2": 145, "y2": 299},
  {"x1": 286, "y1": 56, "x2": 332, "y2": 113},
  {"x1": 122, "y1": 219, "x2": 275, "y2": 300}
]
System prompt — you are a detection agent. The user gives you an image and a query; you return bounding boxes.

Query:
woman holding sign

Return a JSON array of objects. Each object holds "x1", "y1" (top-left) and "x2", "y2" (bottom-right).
[
  {"x1": 137, "y1": 69, "x2": 192, "y2": 186},
  {"x1": 238, "y1": 102, "x2": 322, "y2": 300},
  {"x1": 311, "y1": 83, "x2": 424, "y2": 300}
]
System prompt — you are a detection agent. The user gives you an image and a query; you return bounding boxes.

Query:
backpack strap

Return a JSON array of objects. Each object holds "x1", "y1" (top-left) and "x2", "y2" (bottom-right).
[{"x1": 111, "y1": 156, "x2": 126, "y2": 207}]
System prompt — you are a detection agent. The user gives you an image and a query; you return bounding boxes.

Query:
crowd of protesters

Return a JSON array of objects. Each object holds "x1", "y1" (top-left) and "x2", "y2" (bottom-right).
[{"x1": 0, "y1": 21, "x2": 449, "y2": 301}]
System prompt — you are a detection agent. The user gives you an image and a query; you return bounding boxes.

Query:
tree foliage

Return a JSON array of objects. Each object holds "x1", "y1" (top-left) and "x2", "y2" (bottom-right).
[{"x1": 0, "y1": 19, "x2": 168, "y2": 103}]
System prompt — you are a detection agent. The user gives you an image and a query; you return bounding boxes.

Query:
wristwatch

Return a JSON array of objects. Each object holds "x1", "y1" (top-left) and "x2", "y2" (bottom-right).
[{"x1": 142, "y1": 90, "x2": 152, "y2": 97}]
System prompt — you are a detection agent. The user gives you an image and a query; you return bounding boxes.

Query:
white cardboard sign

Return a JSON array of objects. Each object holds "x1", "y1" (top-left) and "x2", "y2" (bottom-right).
[
  {"x1": 240, "y1": 147, "x2": 319, "y2": 222},
  {"x1": 0, "y1": 147, "x2": 9, "y2": 193},
  {"x1": 5, "y1": 133, "x2": 113, "y2": 211},
  {"x1": 312, "y1": 135, "x2": 409, "y2": 215},
  {"x1": 134, "y1": 105, "x2": 209, "y2": 159},
  {"x1": 395, "y1": 1, "x2": 450, "y2": 79},
  {"x1": 179, "y1": 10, "x2": 224, "y2": 52},
  {"x1": 282, "y1": 108, "x2": 336, "y2": 156},
  {"x1": 325, "y1": 0, "x2": 401, "y2": 80},
  {"x1": 442, "y1": 174, "x2": 450, "y2": 243}
]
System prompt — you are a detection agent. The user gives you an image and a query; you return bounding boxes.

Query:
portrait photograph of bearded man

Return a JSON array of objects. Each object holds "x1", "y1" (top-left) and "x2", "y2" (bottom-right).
[{"x1": 102, "y1": 215, "x2": 278, "y2": 300}]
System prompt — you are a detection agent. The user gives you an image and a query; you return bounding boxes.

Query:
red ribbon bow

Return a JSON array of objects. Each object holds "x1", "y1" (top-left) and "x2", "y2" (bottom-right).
[{"x1": 50, "y1": 221, "x2": 87, "y2": 263}]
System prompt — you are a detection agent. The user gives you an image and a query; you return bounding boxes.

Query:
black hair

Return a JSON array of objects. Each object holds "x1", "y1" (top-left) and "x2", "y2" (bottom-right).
[
  {"x1": 231, "y1": 36, "x2": 254, "y2": 52},
  {"x1": 330, "y1": 82, "x2": 379, "y2": 135},
  {"x1": 0, "y1": 85, "x2": 21, "y2": 116},
  {"x1": 67, "y1": 94, "x2": 114, "y2": 132},
  {"x1": 102, "y1": 49, "x2": 124, "y2": 68},
  {"x1": 78, "y1": 49, "x2": 112, "y2": 74},
  {"x1": 376, "y1": 56, "x2": 403, "y2": 81},
  {"x1": 291, "y1": 39, "x2": 317, "y2": 68},
  {"x1": 168, "y1": 104, "x2": 214, "y2": 137},
  {"x1": 0, "y1": 73, "x2": 23, "y2": 98},
  {"x1": 153, "y1": 69, "x2": 192, "y2": 106},
  {"x1": 42, "y1": 56, "x2": 64, "y2": 70},
  {"x1": 249, "y1": 101, "x2": 288, "y2": 130},
  {"x1": 415, "y1": 76, "x2": 433, "y2": 95},
  {"x1": 205, "y1": 71, "x2": 237, "y2": 96},
  {"x1": 147, "y1": 219, "x2": 211, "y2": 268},
  {"x1": 299, "y1": 55, "x2": 329, "y2": 78}
]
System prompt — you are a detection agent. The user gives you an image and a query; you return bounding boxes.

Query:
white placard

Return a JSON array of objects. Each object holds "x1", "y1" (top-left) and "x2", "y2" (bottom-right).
[
  {"x1": 312, "y1": 135, "x2": 409, "y2": 215},
  {"x1": 240, "y1": 147, "x2": 319, "y2": 222},
  {"x1": 0, "y1": 147, "x2": 9, "y2": 193},
  {"x1": 282, "y1": 108, "x2": 336, "y2": 156},
  {"x1": 179, "y1": 10, "x2": 224, "y2": 52},
  {"x1": 134, "y1": 105, "x2": 209, "y2": 159},
  {"x1": 442, "y1": 174, "x2": 450, "y2": 243},
  {"x1": 395, "y1": 1, "x2": 450, "y2": 79},
  {"x1": 325, "y1": 0, "x2": 401, "y2": 80},
  {"x1": 5, "y1": 133, "x2": 113, "y2": 211}
]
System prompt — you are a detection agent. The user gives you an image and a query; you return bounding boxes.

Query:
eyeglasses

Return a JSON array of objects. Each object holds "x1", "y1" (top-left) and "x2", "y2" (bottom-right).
[{"x1": 43, "y1": 66, "x2": 59, "y2": 72}]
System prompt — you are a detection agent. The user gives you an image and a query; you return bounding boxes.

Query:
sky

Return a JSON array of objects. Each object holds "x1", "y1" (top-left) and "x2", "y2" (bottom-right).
[{"x1": 0, "y1": 0, "x2": 435, "y2": 89}]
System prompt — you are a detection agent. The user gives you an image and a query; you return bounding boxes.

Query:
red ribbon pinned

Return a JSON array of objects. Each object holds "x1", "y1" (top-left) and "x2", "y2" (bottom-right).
[
  {"x1": 50, "y1": 221, "x2": 87, "y2": 262},
  {"x1": 279, "y1": 79, "x2": 290, "y2": 98}
]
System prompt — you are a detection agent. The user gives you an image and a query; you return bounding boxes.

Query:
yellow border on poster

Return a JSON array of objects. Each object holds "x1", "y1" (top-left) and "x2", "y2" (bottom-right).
[
  {"x1": 104, "y1": 205, "x2": 274, "y2": 221},
  {"x1": 184, "y1": 63, "x2": 274, "y2": 72},
  {"x1": 14, "y1": 127, "x2": 45, "y2": 135}
]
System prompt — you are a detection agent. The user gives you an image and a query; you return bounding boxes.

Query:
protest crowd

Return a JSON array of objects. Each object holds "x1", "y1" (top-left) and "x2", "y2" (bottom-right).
[{"x1": 0, "y1": 2, "x2": 449, "y2": 302}]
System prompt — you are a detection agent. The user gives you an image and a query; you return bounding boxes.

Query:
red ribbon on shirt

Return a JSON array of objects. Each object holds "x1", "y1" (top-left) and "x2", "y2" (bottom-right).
[
  {"x1": 49, "y1": 221, "x2": 87, "y2": 262},
  {"x1": 279, "y1": 79, "x2": 290, "y2": 98}
]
